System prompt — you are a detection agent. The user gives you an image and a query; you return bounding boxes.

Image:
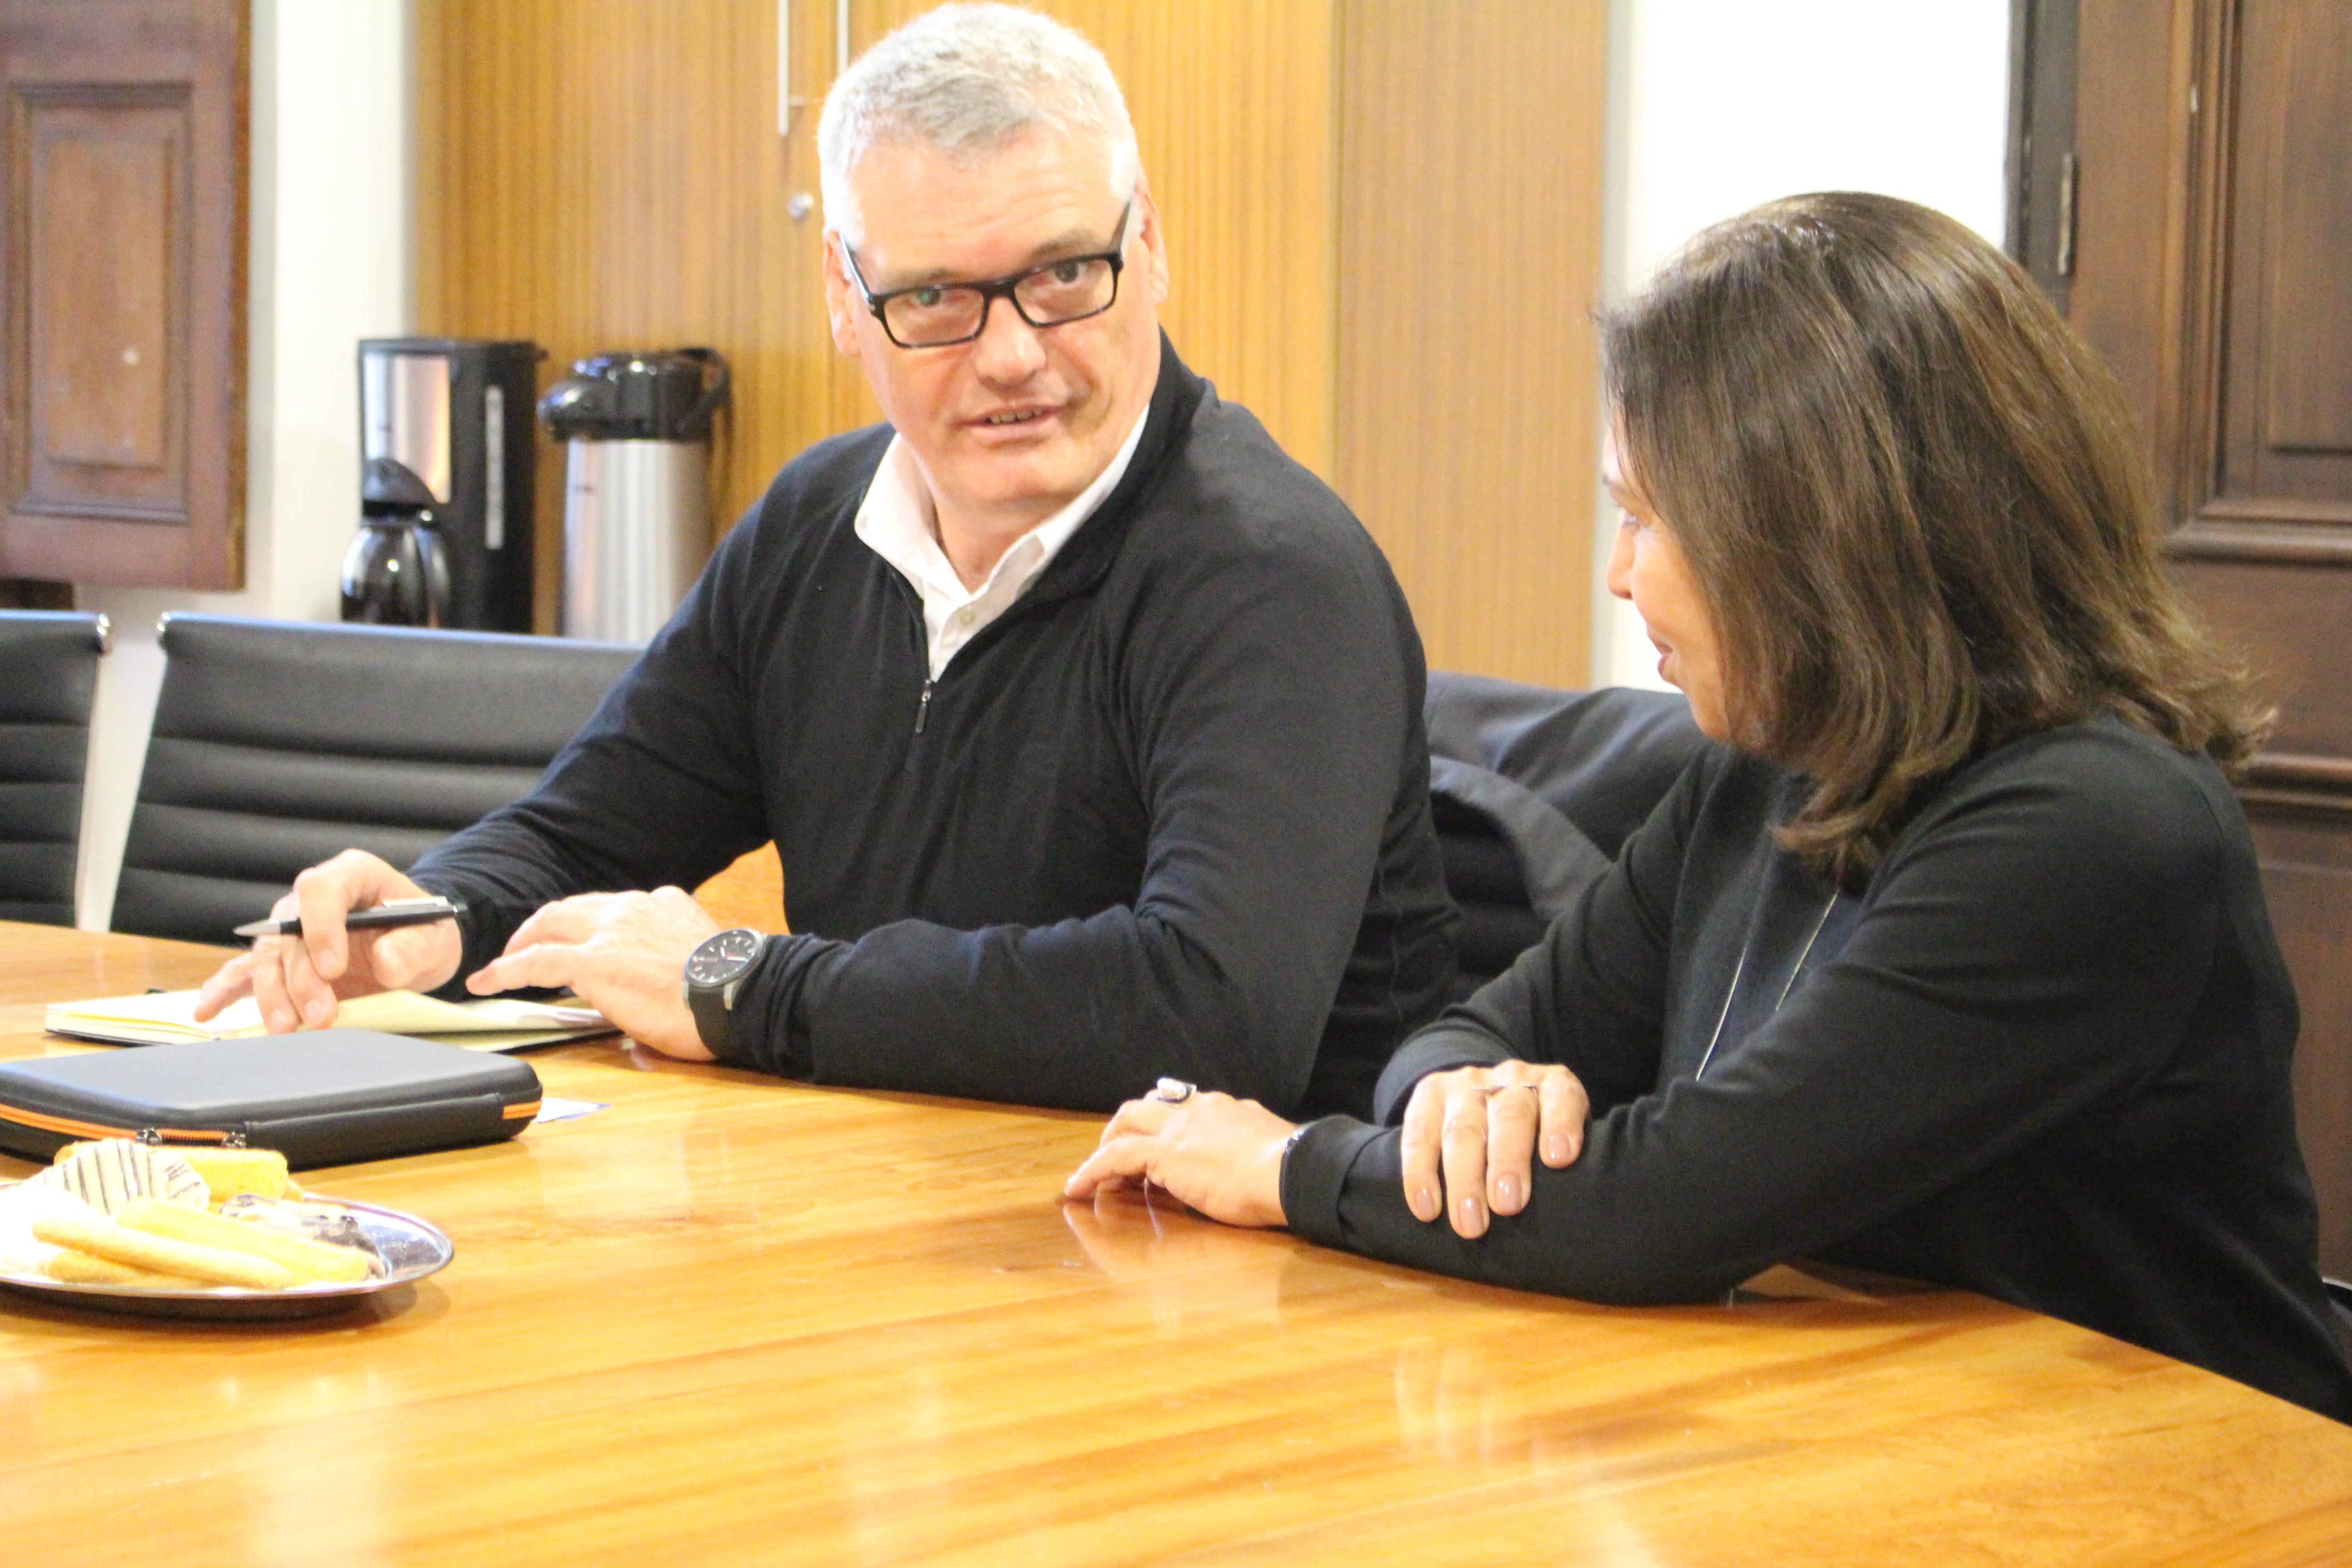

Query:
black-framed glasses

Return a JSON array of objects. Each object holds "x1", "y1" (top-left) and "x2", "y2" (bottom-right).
[{"x1": 844, "y1": 201, "x2": 1132, "y2": 349}]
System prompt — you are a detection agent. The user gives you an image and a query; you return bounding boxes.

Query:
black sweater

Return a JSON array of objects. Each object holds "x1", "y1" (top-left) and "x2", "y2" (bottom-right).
[
  {"x1": 409, "y1": 340, "x2": 1456, "y2": 1118},
  {"x1": 1282, "y1": 718, "x2": 2352, "y2": 1421}
]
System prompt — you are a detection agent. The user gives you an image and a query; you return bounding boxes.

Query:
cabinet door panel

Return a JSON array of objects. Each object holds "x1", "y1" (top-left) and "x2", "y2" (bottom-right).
[
  {"x1": 19, "y1": 93, "x2": 187, "y2": 516},
  {"x1": 2220, "y1": 0, "x2": 2352, "y2": 506},
  {"x1": 0, "y1": 0, "x2": 245, "y2": 589},
  {"x1": 2068, "y1": 0, "x2": 2352, "y2": 1276}
]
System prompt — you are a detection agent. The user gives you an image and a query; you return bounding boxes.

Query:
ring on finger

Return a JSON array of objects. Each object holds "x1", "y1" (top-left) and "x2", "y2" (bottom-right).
[
  {"x1": 1151, "y1": 1077, "x2": 1196, "y2": 1103},
  {"x1": 1480, "y1": 1083, "x2": 1541, "y2": 1096}
]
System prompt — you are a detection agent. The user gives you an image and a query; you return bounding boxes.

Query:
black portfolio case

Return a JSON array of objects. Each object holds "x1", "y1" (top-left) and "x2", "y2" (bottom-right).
[{"x1": 0, "y1": 1032, "x2": 543, "y2": 1166}]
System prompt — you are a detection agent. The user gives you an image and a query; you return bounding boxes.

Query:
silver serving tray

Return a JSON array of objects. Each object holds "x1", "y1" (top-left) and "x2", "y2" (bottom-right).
[{"x1": 0, "y1": 1190, "x2": 452, "y2": 1321}]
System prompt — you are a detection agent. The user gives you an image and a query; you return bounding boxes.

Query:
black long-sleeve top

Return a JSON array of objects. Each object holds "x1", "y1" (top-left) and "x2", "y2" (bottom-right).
[
  {"x1": 1283, "y1": 717, "x2": 2352, "y2": 1420},
  {"x1": 408, "y1": 339, "x2": 1456, "y2": 1119}
]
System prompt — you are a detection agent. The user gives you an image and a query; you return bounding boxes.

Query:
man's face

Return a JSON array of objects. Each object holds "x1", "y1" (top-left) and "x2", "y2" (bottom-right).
[{"x1": 824, "y1": 130, "x2": 1170, "y2": 534}]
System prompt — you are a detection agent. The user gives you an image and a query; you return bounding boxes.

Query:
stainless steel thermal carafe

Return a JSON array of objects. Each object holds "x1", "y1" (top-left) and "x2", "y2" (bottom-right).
[{"x1": 538, "y1": 348, "x2": 730, "y2": 644}]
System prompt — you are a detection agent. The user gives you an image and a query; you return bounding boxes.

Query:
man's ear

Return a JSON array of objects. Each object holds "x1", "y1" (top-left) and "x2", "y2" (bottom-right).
[
  {"x1": 822, "y1": 233, "x2": 864, "y2": 359},
  {"x1": 1133, "y1": 181, "x2": 1171, "y2": 309}
]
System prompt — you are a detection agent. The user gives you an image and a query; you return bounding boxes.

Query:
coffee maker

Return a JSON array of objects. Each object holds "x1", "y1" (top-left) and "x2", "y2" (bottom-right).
[{"x1": 346, "y1": 338, "x2": 540, "y2": 631}]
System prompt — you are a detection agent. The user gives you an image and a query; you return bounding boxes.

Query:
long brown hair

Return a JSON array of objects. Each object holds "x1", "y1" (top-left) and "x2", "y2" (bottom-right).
[{"x1": 1603, "y1": 192, "x2": 2268, "y2": 888}]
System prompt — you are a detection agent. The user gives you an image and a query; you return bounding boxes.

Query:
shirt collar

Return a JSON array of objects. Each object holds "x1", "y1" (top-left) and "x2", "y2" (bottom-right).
[{"x1": 855, "y1": 402, "x2": 1151, "y2": 605}]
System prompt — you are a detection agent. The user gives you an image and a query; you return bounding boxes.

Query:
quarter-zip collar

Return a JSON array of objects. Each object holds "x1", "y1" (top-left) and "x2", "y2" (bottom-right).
[{"x1": 855, "y1": 396, "x2": 1151, "y2": 680}]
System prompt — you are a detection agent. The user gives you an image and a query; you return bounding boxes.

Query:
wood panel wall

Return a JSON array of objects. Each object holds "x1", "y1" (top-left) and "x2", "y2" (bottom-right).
[
  {"x1": 851, "y1": 0, "x2": 1343, "y2": 477},
  {"x1": 413, "y1": 1, "x2": 1604, "y2": 686},
  {"x1": 1334, "y1": 0, "x2": 1604, "y2": 686},
  {"x1": 415, "y1": 0, "x2": 1341, "y2": 633},
  {"x1": 2067, "y1": 0, "x2": 2352, "y2": 1277},
  {"x1": 415, "y1": 0, "x2": 824, "y2": 632}
]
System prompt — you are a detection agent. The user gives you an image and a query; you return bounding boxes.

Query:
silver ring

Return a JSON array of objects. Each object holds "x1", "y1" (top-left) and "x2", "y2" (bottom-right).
[{"x1": 1151, "y1": 1077, "x2": 1196, "y2": 1103}]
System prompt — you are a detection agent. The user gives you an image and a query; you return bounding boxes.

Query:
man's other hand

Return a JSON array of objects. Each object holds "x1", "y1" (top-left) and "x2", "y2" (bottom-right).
[
  {"x1": 466, "y1": 887, "x2": 721, "y2": 1061},
  {"x1": 192, "y1": 849, "x2": 464, "y2": 1034}
]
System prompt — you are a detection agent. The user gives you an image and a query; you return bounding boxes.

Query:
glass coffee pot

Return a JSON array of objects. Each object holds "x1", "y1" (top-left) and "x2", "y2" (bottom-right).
[{"x1": 341, "y1": 456, "x2": 453, "y2": 627}]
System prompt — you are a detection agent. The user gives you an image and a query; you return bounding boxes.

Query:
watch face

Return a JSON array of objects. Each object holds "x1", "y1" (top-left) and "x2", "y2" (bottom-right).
[{"x1": 686, "y1": 928, "x2": 762, "y2": 987}]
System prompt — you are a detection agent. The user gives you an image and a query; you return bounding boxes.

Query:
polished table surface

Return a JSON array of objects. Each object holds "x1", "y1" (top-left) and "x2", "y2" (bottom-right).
[{"x1": 4, "y1": 922, "x2": 2351, "y2": 1566}]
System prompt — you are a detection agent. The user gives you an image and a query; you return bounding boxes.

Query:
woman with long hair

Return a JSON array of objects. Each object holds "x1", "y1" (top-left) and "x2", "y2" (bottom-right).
[{"x1": 1066, "y1": 192, "x2": 2352, "y2": 1421}]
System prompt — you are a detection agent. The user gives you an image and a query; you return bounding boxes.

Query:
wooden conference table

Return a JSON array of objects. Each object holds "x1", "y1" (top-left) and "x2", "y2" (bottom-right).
[{"x1": 4, "y1": 922, "x2": 2351, "y2": 1565}]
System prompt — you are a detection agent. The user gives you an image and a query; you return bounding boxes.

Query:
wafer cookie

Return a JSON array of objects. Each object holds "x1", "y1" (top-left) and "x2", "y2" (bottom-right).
[
  {"x1": 117, "y1": 1197, "x2": 370, "y2": 1284},
  {"x1": 30, "y1": 1210, "x2": 294, "y2": 1290},
  {"x1": 41, "y1": 1251, "x2": 193, "y2": 1289}
]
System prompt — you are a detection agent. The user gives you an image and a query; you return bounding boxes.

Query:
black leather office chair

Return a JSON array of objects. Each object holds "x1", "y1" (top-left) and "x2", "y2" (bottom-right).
[
  {"x1": 0, "y1": 611, "x2": 109, "y2": 926},
  {"x1": 113, "y1": 615, "x2": 640, "y2": 945},
  {"x1": 1426, "y1": 671, "x2": 1707, "y2": 996}
]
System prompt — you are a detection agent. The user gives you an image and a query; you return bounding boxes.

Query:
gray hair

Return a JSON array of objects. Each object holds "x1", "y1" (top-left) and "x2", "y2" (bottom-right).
[{"x1": 818, "y1": 3, "x2": 1141, "y2": 250}]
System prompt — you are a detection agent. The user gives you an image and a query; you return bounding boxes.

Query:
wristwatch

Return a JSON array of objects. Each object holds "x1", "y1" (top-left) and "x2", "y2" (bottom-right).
[{"x1": 684, "y1": 928, "x2": 764, "y2": 1055}]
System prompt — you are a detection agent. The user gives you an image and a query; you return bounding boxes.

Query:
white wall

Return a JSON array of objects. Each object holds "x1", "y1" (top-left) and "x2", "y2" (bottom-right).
[
  {"x1": 74, "y1": 0, "x2": 413, "y2": 929},
  {"x1": 1592, "y1": 0, "x2": 2013, "y2": 690}
]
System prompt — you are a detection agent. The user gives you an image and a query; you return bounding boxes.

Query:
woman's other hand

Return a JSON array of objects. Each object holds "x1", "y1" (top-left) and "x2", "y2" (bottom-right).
[
  {"x1": 1401, "y1": 1061, "x2": 1590, "y2": 1238},
  {"x1": 1063, "y1": 1090, "x2": 1296, "y2": 1229}
]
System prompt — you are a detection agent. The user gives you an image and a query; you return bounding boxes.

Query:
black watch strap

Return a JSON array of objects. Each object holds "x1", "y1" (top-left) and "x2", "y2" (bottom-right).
[
  {"x1": 685, "y1": 928, "x2": 764, "y2": 1056},
  {"x1": 687, "y1": 978, "x2": 735, "y2": 1055}
]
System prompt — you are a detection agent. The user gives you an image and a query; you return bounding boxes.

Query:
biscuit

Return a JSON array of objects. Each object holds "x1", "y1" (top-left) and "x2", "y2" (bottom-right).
[
  {"x1": 41, "y1": 1251, "x2": 192, "y2": 1289},
  {"x1": 31, "y1": 1210, "x2": 294, "y2": 1290},
  {"x1": 117, "y1": 1197, "x2": 370, "y2": 1285},
  {"x1": 179, "y1": 1147, "x2": 295, "y2": 1205},
  {"x1": 35, "y1": 1141, "x2": 208, "y2": 1215}
]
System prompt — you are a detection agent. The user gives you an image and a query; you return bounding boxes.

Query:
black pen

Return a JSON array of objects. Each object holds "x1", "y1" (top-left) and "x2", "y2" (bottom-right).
[{"x1": 233, "y1": 896, "x2": 464, "y2": 940}]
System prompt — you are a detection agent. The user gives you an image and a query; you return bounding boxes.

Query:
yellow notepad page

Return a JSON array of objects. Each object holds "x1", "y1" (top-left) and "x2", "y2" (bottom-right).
[{"x1": 45, "y1": 989, "x2": 611, "y2": 1050}]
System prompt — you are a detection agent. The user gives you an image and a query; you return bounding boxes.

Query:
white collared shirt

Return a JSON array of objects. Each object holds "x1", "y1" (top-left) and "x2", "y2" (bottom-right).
[{"x1": 854, "y1": 407, "x2": 1150, "y2": 680}]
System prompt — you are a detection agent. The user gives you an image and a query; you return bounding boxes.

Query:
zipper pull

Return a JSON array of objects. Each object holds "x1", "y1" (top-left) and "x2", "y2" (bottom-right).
[{"x1": 915, "y1": 679, "x2": 935, "y2": 735}]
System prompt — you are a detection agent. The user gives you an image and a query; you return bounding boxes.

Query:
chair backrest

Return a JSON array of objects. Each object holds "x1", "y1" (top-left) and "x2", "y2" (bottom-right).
[
  {"x1": 1426, "y1": 671, "x2": 1707, "y2": 995},
  {"x1": 0, "y1": 611, "x2": 108, "y2": 926},
  {"x1": 113, "y1": 615, "x2": 640, "y2": 944}
]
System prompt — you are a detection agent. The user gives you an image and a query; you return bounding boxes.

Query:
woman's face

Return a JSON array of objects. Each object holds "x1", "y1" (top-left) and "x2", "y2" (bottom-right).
[{"x1": 1604, "y1": 428, "x2": 1730, "y2": 740}]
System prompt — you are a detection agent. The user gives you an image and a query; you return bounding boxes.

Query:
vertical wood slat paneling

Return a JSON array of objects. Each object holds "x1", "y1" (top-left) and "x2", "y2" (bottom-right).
[
  {"x1": 415, "y1": 0, "x2": 837, "y2": 634},
  {"x1": 414, "y1": 3, "x2": 1606, "y2": 688},
  {"x1": 1334, "y1": 0, "x2": 1607, "y2": 687},
  {"x1": 416, "y1": 1, "x2": 1338, "y2": 634},
  {"x1": 845, "y1": 0, "x2": 1339, "y2": 473}
]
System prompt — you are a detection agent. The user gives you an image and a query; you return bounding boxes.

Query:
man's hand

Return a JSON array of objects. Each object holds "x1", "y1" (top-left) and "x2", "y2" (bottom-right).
[
  {"x1": 1400, "y1": 1059, "x2": 1591, "y2": 1238},
  {"x1": 465, "y1": 887, "x2": 722, "y2": 1061},
  {"x1": 193, "y1": 850, "x2": 463, "y2": 1034},
  {"x1": 1063, "y1": 1090, "x2": 1296, "y2": 1229}
]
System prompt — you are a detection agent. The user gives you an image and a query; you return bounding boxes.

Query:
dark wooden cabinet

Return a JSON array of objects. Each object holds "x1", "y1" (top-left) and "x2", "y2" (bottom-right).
[
  {"x1": 0, "y1": 0, "x2": 246, "y2": 589},
  {"x1": 2055, "y1": 0, "x2": 2352, "y2": 1277}
]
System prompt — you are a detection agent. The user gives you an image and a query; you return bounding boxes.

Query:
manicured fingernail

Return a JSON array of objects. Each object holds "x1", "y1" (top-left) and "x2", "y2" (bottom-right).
[
  {"x1": 1457, "y1": 1195, "x2": 1484, "y2": 1234},
  {"x1": 1412, "y1": 1186, "x2": 1437, "y2": 1221},
  {"x1": 1544, "y1": 1138, "x2": 1567, "y2": 1164},
  {"x1": 1496, "y1": 1175, "x2": 1523, "y2": 1211}
]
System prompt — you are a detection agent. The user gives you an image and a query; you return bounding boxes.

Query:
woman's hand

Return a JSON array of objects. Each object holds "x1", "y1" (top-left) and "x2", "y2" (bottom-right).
[
  {"x1": 1401, "y1": 1060, "x2": 1590, "y2": 1238},
  {"x1": 1063, "y1": 1089, "x2": 1297, "y2": 1229}
]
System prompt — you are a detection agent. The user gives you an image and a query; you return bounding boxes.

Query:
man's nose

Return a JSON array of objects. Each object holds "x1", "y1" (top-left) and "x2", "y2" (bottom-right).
[{"x1": 971, "y1": 295, "x2": 1048, "y2": 383}]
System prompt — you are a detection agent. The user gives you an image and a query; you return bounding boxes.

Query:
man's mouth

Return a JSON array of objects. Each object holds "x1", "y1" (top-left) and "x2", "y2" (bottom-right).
[{"x1": 980, "y1": 407, "x2": 1053, "y2": 427}]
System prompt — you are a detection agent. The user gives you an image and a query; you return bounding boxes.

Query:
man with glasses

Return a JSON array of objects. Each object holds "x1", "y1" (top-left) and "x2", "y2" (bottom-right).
[{"x1": 197, "y1": 3, "x2": 1456, "y2": 1120}]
